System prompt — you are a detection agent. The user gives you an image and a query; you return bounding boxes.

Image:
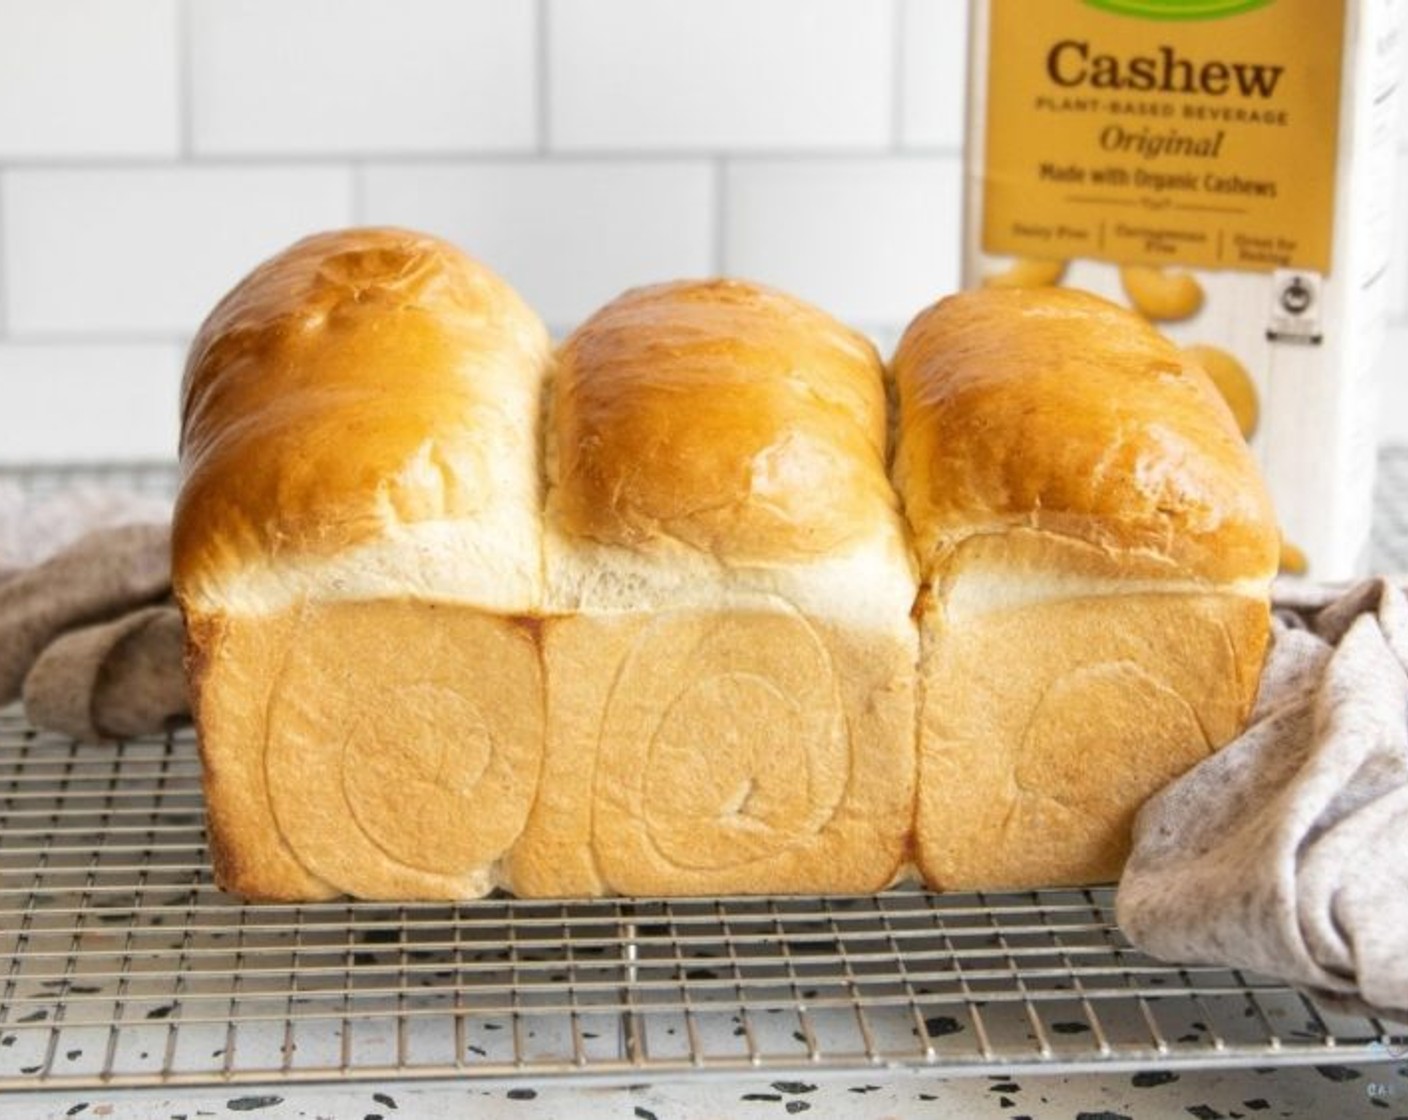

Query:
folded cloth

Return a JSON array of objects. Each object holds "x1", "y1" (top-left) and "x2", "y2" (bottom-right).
[
  {"x1": 23, "y1": 605, "x2": 187, "y2": 743},
  {"x1": 0, "y1": 523, "x2": 172, "y2": 706},
  {"x1": 1116, "y1": 577, "x2": 1408, "y2": 1023}
]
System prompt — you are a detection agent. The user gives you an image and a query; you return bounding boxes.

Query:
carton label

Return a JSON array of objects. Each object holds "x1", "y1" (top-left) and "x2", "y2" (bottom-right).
[{"x1": 982, "y1": 0, "x2": 1347, "y2": 272}]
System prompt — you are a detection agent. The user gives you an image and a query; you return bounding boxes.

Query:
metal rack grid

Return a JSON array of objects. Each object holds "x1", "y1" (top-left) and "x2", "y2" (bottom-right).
[
  {"x1": 3, "y1": 712, "x2": 1407, "y2": 1092},
  {"x1": 2, "y1": 459, "x2": 1408, "y2": 1092}
]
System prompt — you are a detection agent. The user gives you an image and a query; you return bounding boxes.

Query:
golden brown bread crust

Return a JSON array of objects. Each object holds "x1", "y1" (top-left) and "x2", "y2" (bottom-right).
[
  {"x1": 892, "y1": 287, "x2": 1280, "y2": 584},
  {"x1": 174, "y1": 227, "x2": 550, "y2": 614},
  {"x1": 551, "y1": 278, "x2": 900, "y2": 563}
]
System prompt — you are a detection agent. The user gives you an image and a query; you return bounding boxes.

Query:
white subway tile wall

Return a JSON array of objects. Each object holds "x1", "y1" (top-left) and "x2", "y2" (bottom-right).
[
  {"x1": 3, "y1": 166, "x2": 353, "y2": 335},
  {"x1": 899, "y1": 0, "x2": 969, "y2": 150},
  {"x1": 189, "y1": 0, "x2": 537, "y2": 155},
  {"x1": 0, "y1": 0, "x2": 179, "y2": 159},
  {"x1": 0, "y1": 344, "x2": 184, "y2": 461},
  {"x1": 0, "y1": 0, "x2": 1402, "y2": 462},
  {"x1": 547, "y1": 0, "x2": 894, "y2": 151},
  {"x1": 362, "y1": 161, "x2": 714, "y2": 330},
  {"x1": 725, "y1": 158, "x2": 963, "y2": 328}
]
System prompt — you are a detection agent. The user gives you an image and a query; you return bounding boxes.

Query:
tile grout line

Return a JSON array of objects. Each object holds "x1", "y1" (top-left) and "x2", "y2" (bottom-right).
[
  {"x1": 175, "y1": 0, "x2": 195, "y2": 159},
  {"x1": 0, "y1": 149, "x2": 962, "y2": 173},
  {"x1": 536, "y1": 0, "x2": 551, "y2": 154}
]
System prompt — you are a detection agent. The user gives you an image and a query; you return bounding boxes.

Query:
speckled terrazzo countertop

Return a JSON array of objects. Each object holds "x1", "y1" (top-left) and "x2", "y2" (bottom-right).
[{"x1": 5, "y1": 1063, "x2": 1408, "y2": 1119}]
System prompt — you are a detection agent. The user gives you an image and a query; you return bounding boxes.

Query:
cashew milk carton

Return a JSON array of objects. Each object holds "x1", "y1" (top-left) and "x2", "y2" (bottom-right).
[{"x1": 964, "y1": 0, "x2": 1407, "y2": 578}]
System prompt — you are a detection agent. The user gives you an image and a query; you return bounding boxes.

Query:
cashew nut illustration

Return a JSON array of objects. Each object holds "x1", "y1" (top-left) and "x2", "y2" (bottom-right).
[
  {"x1": 982, "y1": 257, "x2": 1068, "y2": 289},
  {"x1": 1120, "y1": 265, "x2": 1204, "y2": 321},
  {"x1": 1183, "y1": 344, "x2": 1258, "y2": 439}
]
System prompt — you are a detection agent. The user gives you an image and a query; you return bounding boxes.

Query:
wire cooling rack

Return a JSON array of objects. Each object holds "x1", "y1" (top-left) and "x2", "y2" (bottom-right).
[
  {"x1": 2, "y1": 457, "x2": 1408, "y2": 1092},
  {"x1": 2, "y1": 713, "x2": 1405, "y2": 1093}
]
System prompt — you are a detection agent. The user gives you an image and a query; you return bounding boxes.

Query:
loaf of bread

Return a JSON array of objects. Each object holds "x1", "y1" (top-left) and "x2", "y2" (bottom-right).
[
  {"x1": 176, "y1": 229, "x2": 1278, "y2": 901},
  {"x1": 174, "y1": 228, "x2": 551, "y2": 900},
  {"x1": 891, "y1": 287, "x2": 1279, "y2": 889},
  {"x1": 504, "y1": 279, "x2": 918, "y2": 895}
]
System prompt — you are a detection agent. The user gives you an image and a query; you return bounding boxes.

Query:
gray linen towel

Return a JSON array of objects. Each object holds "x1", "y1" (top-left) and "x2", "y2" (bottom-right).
[
  {"x1": 23, "y1": 605, "x2": 188, "y2": 743},
  {"x1": 0, "y1": 485, "x2": 187, "y2": 741},
  {"x1": 1116, "y1": 577, "x2": 1408, "y2": 1023},
  {"x1": 0, "y1": 523, "x2": 172, "y2": 706}
]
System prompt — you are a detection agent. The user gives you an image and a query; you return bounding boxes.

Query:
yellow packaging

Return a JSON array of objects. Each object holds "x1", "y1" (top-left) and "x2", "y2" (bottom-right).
[{"x1": 964, "y1": 0, "x2": 1407, "y2": 578}]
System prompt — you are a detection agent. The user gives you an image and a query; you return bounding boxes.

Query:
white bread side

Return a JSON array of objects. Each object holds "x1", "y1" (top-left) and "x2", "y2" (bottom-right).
[
  {"x1": 893, "y1": 289, "x2": 1278, "y2": 890},
  {"x1": 175, "y1": 229, "x2": 552, "y2": 900},
  {"x1": 504, "y1": 279, "x2": 919, "y2": 897},
  {"x1": 913, "y1": 530, "x2": 1270, "y2": 889}
]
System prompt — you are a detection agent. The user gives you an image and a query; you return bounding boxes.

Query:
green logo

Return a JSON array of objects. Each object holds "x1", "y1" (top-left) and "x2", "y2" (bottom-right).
[{"x1": 1084, "y1": 0, "x2": 1273, "y2": 18}]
